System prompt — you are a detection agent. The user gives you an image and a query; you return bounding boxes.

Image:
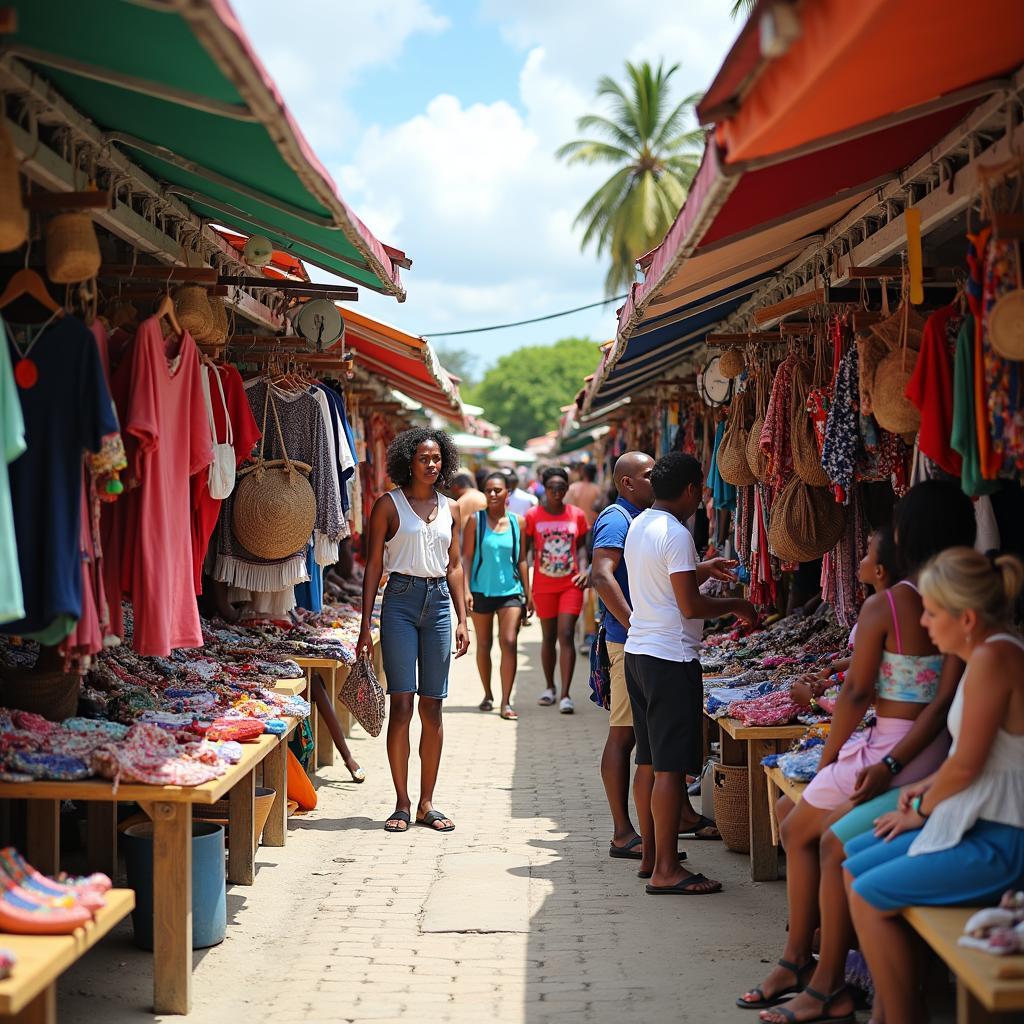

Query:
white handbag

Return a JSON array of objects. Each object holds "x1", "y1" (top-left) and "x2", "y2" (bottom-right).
[{"x1": 201, "y1": 364, "x2": 236, "y2": 500}]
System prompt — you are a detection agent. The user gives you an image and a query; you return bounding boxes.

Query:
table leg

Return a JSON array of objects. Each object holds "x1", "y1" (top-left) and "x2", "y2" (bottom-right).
[
  {"x1": 227, "y1": 768, "x2": 255, "y2": 885},
  {"x1": 151, "y1": 801, "x2": 191, "y2": 1015},
  {"x1": 956, "y1": 979, "x2": 1000, "y2": 1023},
  {"x1": 305, "y1": 668, "x2": 318, "y2": 782},
  {"x1": 316, "y1": 669, "x2": 335, "y2": 768},
  {"x1": 14, "y1": 983, "x2": 55, "y2": 1024},
  {"x1": 766, "y1": 773, "x2": 781, "y2": 848},
  {"x1": 748, "y1": 739, "x2": 780, "y2": 882},
  {"x1": 25, "y1": 800, "x2": 59, "y2": 876},
  {"x1": 335, "y1": 665, "x2": 353, "y2": 737},
  {"x1": 719, "y1": 730, "x2": 746, "y2": 767},
  {"x1": 86, "y1": 801, "x2": 118, "y2": 879},
  {"x1": 262, "y1": 738, "x2": 287, "y2": 848}
]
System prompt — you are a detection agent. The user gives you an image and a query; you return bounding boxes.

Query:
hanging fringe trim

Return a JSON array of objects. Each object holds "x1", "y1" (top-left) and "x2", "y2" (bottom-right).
[
  {"x1": 213, "y1": 552, "x2": 309, "y2": 592},
  {"x1": 314, "y1": 533, "x2": 340, "y2": 567}
]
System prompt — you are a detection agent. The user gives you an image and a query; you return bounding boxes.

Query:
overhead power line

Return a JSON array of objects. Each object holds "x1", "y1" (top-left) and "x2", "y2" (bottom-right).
[{"x1": 421, "y1": 294, "x2": 628, "y2": 338}]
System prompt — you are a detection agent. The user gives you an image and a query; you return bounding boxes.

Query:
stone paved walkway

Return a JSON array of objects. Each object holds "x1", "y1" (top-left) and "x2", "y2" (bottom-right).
[{"x1": 62, "y1": 619, "x2": 788, "y2": 1024}]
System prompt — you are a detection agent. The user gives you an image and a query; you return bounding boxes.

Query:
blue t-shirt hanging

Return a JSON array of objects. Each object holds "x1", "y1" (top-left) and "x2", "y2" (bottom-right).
[
  {"x1": 590, "y1": 497, "x2": 640, "y2": 645},
  {"x1": 2, "y1": 317, "x2": 118, "y2": 639}
]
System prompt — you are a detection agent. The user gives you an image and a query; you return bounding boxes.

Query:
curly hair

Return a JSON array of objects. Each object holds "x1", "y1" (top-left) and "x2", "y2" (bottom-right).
[{"x1": 386, "y1": 428, "x2": 459, "y2": 489}]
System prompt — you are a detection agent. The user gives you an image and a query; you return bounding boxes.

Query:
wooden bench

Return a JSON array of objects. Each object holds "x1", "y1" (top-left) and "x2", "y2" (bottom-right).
[
  {"x1": 904, "y1": 906, "x2": 1024, "y2": 1023},
  {"x1": 0, "y1": 889, "x2": 134, "y2": 1024},
  {"x1": 763, "y1": 765, "x2": 808, "y2": 847},
  {"x1": 710, "y1": 714, "x2": 807, "y2": 881}
]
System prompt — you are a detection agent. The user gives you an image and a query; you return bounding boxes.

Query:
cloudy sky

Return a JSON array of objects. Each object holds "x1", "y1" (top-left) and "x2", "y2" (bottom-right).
[{"x1": 231, "y1": 1, "x2": 740, "y2": 370}]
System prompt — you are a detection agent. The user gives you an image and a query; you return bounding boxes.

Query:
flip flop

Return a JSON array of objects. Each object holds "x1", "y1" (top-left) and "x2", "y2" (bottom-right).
[
  {"x1": 757, "y1": 985, "x2": 855, "y2": 1023},
  {"x1": 478, "y1": 698, "x2": 494, "y2": 712},
  {"x1": 736, "y1": 958, "x2": 815, "y2": 1009},
  {"x1": 636, "y1": 852, "x2": 688, "y2": 878},
  {"x1": 383, "y1": 810, "x2": 410, "y2": 834},
  {"x1": 348, "y1": 766, "x2": 366, "y2": 784},
  {"x1": 608, "y1": 835, "x2": 644, "y2": 860},
  {"x1": 679, "y1": 813, "x2": 722, "y2": 840},
  {"x1": 537, "y1": 690, "x2": 556, "y2": 706},
  {"x1": 500, "y1": 707, "x2": 518, "y2": 720},
  {"x1": 417, "y1": 809, "x2": 455, "y2": 832},
  {"x1": 644, "y1": 872, "x2": 722, "y2": 895}
]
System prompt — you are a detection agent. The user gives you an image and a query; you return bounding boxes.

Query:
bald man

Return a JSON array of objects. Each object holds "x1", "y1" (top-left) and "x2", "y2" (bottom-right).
[{"x1": 592, "y1": 451, "x2": 737, "y2": 861}]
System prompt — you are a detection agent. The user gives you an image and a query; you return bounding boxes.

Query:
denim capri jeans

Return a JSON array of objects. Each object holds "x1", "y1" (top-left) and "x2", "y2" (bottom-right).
[{"x1": 379, "y1": 573, "x2": 452, "y2": 699}]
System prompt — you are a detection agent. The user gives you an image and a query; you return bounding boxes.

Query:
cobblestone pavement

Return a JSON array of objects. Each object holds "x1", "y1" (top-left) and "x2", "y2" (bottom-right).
[{"x1": 62, "y1": 619, "x2": 788, "y2": 1024}]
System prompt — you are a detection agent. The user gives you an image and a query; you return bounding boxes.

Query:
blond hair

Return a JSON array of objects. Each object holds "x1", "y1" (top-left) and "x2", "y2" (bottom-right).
[{"x1": 919, "y1": 547, "x2": 1024, "y2": 628}]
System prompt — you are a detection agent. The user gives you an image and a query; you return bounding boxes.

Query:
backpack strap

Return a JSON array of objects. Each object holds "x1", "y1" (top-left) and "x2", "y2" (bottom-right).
[{"x1": 509, "y1": 512, "x2": 522, "y2": 587}]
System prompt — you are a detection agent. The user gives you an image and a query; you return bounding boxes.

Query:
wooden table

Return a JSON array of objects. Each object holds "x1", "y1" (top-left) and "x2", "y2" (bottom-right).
[
  {"x1": 0, "y1": 724, "x2": 294, "y2": 1015},
  {"x1": 905, "y1": 906, "x2": 1024, "y2": 1022},
  {"x1": 763, "y1": 765, "x2": 808, "y2": 847},
  {"x1": 713, "y1": 715, "x2": 807, "y2": 882},
  {"x1": 0, "y1": 888, "x2": 134, "y2": 1024}
]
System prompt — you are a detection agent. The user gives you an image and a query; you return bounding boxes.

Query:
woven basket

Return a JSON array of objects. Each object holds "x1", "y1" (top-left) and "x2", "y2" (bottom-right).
[
  {"x1": 712, "y1": 762, "x2": 749, "y2": 854},
  {"x1": 768, "y1": 475, "x2": 846, "y2": 563},
  {"x1": 856, "y1": 334, "x2": 887, "y2": 417},
  {"x1": 872, "y1": 349, "x2": 921, "y2": 434},
  {"x1": 989, "y1": 288, "x2": 1024, "y2": 361},
  {"x1": 717, "y1": 390, "x2": 758, "y2": 486},
  {"x1": 791, "y1": 364, "x2": 830, "y2": 487},
  {"x1": 746, "y1": 415, "x2": 768, "y2": 481},
  {"x1": 45, "y1": 212, "x2": 100, "y2": 283},
  {"x1": 0, "y1": 119, "x2": 27, "y2": 253},
  {"x1": 0, "y1": 668, "x2": 81, "y2": 722},
  {"x1": 174, "y1": 285, "x2": 214, "y2": 338},
  {"x1": 207, "y1": 295, "x2": 229, "y2": 345},
  {"x1": 720, "y1": 347, "x2": 744, "y2": 379}
]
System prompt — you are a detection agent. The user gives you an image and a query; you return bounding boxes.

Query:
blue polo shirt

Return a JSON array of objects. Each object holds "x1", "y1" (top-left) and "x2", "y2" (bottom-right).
[{"x1": 591, "y1": 497, "x2": 640, "y2": 645}]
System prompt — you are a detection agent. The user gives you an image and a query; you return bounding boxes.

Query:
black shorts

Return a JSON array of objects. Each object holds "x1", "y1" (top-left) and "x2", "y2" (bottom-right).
[
  {"x1": 471, "y1": 592, "x2": 524, "y2": 615},
  {"x1": 624, "y1": 652, "x2": 702, "y2": 774}
]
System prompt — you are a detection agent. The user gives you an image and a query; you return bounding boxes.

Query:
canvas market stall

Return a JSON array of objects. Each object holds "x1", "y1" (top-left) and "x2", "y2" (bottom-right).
[{"x1": 0, "y1": 2, "x2": 454, "y2": 1017}]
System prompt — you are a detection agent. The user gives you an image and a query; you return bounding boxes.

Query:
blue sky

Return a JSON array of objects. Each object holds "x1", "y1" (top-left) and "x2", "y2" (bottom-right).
[{"x1": 231, "y1": 1, "x2": 740, "y2": 373}]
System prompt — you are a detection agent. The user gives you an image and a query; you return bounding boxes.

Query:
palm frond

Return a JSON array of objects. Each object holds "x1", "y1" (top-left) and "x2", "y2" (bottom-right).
[
  {"x1": 554, "y1": 139, "x2": 634, "y2": 166},
  {"x1": 572, "y1": 113, "x2": 642, "y2": 152}
]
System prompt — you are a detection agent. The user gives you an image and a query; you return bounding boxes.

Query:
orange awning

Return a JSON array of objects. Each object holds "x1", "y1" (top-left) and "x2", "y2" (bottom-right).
[{"x1": 707, "y1": 0, "x2": 1022, "y2": 165}]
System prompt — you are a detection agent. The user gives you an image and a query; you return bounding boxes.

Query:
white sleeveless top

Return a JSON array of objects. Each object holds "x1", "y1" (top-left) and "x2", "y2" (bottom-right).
[
  {"x1": 384, "y1": 489, "x2": 452, "y2": 579},
  {"x1": 910, "y1": 632, "x2": 1024, "y2": 856}
]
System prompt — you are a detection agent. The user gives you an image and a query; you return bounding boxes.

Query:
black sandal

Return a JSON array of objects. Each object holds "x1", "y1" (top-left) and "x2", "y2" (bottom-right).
[
  {"x1": 679, "y1": 813, "x2": 722, "y2": 840},
  {"x1": 384, "y1": 810, "x2": 411, "y2": 834},
  {"x1": 760, "y1": 985, "x2": 855, "y2": 1024},
  {"x1": 608, "y1": 836, "x2": 644, "y2": 860},
  {"x1": 644, "y1": 872, "x2": 721, "y2": 895},
  {"x1": 417, "y1": 809, "x2": 455, "y2": 832},
  {"x1": 736, "y1": 958, "x2": 815, "y2": 1009}
]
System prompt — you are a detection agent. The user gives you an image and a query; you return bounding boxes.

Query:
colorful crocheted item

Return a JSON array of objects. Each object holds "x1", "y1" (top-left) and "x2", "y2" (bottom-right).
[
  {"x1": 90, "y1": 723, "x2": 226, "y2": 789},
  {"x1": 10, "y1": 752, "x2": 90, "y2": 781},
  {"x1": 728, "y1": 689, "x2": 802, "y2": 726},
  {"x1": 205, "y1": 718, "x2": 264, "y2": 743},
  {"x1": 63, "y1": 718, "x2": 129, "y2": 740}
]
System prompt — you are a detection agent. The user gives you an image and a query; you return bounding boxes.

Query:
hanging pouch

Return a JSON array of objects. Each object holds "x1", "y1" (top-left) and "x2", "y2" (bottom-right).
[{"x1": 201, "y1": 364, "x2": 236, "y2": 500}]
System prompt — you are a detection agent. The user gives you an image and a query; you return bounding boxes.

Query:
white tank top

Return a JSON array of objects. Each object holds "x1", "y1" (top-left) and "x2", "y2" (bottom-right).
[
  {"x1": 910, "y1": 632, "x2": 1024, "y2": 856},
  {"x1": 384, "y1": 488, "x2": 452, "y2": 579}
]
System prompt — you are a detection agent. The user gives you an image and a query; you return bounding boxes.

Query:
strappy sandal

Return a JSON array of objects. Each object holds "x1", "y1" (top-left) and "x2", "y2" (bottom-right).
[
  {"x1": 478, "y1": 698, "x2": 494, "y2": 712},
  {"x1": 348, "y1": 766, "x2": 366, "y2": 783},
  {"x1": 736, "y1": 958, "x2": 815, "y2": 1009},
  {"x1": 759, "y1": 985, "x2": 855, "y2": 1023},
  {"x1": 417, "y1": 809, "x2": 455, "y2": 832},
  {"x1": 384, "y1": 810, "x2": 410, "y2": 834},
  {"x1": 500, "y1": 706, "x2": 518, "y2": 720},
  {"x1": 679, "y1": 813, "x2": 722, "y2": 840}
]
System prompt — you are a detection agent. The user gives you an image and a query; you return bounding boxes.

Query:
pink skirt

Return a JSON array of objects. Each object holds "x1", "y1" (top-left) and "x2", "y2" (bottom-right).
[{"x1": 802, "y1": 716, "x2": 949, "y2": 810}]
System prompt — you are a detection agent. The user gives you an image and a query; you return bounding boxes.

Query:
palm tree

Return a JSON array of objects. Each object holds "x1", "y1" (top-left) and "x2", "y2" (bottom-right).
[
  {"x1": 556, "y1": 61, "x2": 704, "y2": 295},
  {"x1": 731, "y1": 0, "x2": 756, "y2": 17}
]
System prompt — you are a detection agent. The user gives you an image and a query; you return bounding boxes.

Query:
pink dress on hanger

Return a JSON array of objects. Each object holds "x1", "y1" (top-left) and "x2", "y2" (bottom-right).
[{"x1": 118, "y1": 317, "x2": 212, "y2": 655}]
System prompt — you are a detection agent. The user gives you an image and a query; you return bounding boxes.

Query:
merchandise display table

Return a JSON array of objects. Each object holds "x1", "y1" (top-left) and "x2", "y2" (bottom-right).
[
  {"x1": 0, "y1": 888, "x2": 134, "y2": 1024},
  {"x1": 0, "y1": 723, "x2": 294, "y2": 1015},
  {"x1": 763, "y1": 765, "x2": 808, "y2": 847},
  {"x1": 904, "y1": 906, "x2": 1024, "y2": 1022},
  {"x1": 712, "y1": 715, "x2": 807, "y2": 882}
]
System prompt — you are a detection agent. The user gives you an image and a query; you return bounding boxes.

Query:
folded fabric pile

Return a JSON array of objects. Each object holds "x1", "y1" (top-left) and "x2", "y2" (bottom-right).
[
  {"x1": 762, "y1": 737, "x2": 825, "y2": 781},
  {"x1": 728, "y1": 688, "x2": 802, "y2": 726},
  {"x1": 959, "y1": 892, "x2": 1024, "y2": 955},
  {"x1": 706, "y1": 682, "x2": 779, "y2": 718}
]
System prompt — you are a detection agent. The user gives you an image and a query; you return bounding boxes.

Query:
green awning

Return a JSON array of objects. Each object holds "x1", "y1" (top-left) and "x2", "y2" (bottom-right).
[{"x1": 4, "y1": 0, "x2": 406, "y2": 297}]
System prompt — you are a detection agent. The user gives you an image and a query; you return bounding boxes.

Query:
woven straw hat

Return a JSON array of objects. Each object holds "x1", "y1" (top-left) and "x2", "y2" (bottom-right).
[
  {"x1": 46, "y1": 212, "x2": 101, "y2": 283},
  {"x1": 719, "y1": 347, "x2": 744, "y2": 379},
  {"x1": 768, "y1": 476, "x2": 846, "y2": 562},
  {"x1": 989, "y1": 288, "x2": 1024, "y2": 361},
  {"x1": 870, "y1": 303, "x2": 926, "y2": 354},
  {"x1": 0, "y1": 120, "x2": 27, "y2": 253},
  {"x1": 872, "y1": 349, "x2": 921, "y2": 434},
  {"x1": 174, "y1": 285, "x2": 214, "y2": 338}
]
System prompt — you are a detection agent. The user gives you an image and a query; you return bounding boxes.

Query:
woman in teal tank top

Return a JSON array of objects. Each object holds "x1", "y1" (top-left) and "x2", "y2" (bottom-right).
[{"x1": 462, "y1": 471, "x2": 531, "y2": 720}]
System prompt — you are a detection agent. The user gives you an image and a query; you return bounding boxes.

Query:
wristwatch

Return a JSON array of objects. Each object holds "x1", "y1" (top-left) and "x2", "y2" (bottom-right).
[{"x1": 882, "y1": 754, "x2": 903, "y2": 776}]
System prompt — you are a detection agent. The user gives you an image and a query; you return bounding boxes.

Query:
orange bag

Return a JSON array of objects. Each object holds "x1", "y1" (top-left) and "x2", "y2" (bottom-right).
[{"x1": 286, "y1": 748, "x2": 317, "y2": 810}]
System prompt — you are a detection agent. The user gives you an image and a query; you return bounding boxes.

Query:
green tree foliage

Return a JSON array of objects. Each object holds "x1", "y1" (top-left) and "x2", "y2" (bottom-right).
[
  {"x1": 472, "y1": 337, "x2": 601, "y2": 447},
  {"x1": 556, "y1": 60, "x2": 704, "y2": 296},
  {"x1": 433, "y1": 344, "x2": 478, "y2": 390}
]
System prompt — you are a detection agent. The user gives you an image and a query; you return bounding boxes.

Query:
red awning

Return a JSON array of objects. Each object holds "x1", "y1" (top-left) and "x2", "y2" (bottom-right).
[{"x1": 214, "y1": 227, "x2": 310, "y2": 281}]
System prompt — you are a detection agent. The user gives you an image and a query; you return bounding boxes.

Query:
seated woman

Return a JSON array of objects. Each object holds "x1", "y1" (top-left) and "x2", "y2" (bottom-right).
[
  {"x1": 846, "y1": 548, "x2": 1024, "y2": 1024},
  {"x1": 791, "y1": 525, "x2": 897, "y2": 709},
  {"x1": 738, "y1": 481, "x2": 975, "y2": 1015}
]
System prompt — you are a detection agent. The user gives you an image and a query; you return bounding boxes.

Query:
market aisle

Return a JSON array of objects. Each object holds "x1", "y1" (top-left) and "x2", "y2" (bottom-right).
[{"x1": 61, "y1": 620, "x2": 787, "y2": 1024}]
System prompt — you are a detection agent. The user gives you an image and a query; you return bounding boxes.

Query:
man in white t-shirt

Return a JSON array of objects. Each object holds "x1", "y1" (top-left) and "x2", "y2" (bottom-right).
[
  {"x1": 624, "y1": 451, "x2": 755, "y2": 896},
  {"x1": 503, "y1": 468, "x2": 538, "y2": 517}
]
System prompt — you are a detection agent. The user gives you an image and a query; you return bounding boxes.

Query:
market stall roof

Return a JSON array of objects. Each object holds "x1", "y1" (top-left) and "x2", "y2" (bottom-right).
[
  {"x1": 4, "y1": 0, "x2": 407, "y2": 297},
  {"x1": 699, "y1": 0, "x2": 1022, "y2": 166},
  {"x1": 214, "y1": 227, "x2": 309, "y2": 282},
  {"x1": 451, "y1": 432, "x2": 498, "y2": 453},
  {"x1": 344, "y1": 308, "x2": 464, "y2": 422},
  {"x1": 487, "y1": 444, "x2": 537, "y2": 465},
  {"x1": 557, "y1": 425, "x2": 609, "y2": 456}
]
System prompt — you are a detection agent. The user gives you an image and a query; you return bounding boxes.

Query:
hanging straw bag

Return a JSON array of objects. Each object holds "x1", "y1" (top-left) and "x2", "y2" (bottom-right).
[
  {"x1": 791, "y1": 360, "x2": 830, "y2": 487},
  {"x1": 200, "y1": 365, "x2": 236, "y2": 500},
  {"x1": 338, "y1": 655, "x2": 386, "y2": 737},
  {"x1": 768, "y1": 475, "x2": 846, "y2": 563},
  {"x1": 745, "y1": 359, "x2": 769, "y2": 482},
  {"x1": 716, "y1": 388, "x2": 757, "y2": 486},
  {"x1": 46, "y1": 212, "x2": 101, "y2": 283},
  {"x1": 174, "y1": 285, "x2": 214, "y2": 339},
  {"x1": 719, "y1": 346, "x2": 744, "y2": 379},
  {"x1": 232, "y1": 385, "x2": 316, "y2": 560},
  {"x1": 872, "y1": 300, "x2": 923, "y2": 434},
  {"x1": 0, "y1": 119, "x2": 27, "y2": 253}
]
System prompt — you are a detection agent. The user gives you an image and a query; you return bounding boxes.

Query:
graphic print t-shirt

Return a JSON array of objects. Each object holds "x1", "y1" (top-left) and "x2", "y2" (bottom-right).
[{"x1": 525, "y1": 504, "x2": 588, "y2": 593}]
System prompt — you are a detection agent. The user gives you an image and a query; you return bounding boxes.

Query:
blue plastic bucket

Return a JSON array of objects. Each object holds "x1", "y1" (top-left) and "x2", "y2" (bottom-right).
[{"x1": 121, "y1": 820, "x2": 226, "y2": 950}]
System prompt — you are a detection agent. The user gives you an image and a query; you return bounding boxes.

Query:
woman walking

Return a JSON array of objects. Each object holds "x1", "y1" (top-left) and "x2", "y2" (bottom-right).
[
  {"x1": 525, "y1": 466, "x2": 589, "y2": 714},
  {"x1": 358, "y1": 428, "x2": 470, "y2": 834},
  {"x1": 463, "y1": 471, "x2": 531, "y2": 720}
]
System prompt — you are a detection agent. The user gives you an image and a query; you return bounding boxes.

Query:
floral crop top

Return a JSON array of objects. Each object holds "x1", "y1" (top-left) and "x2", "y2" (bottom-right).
[{"x1": 876, "y1": 582, "x2": 942, "y2": 704}]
